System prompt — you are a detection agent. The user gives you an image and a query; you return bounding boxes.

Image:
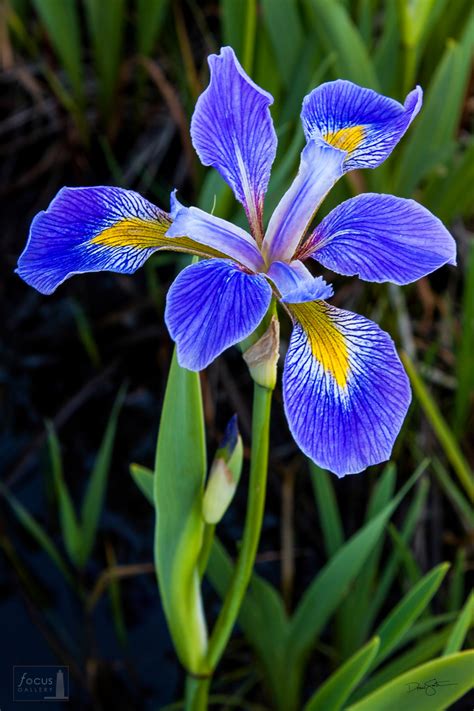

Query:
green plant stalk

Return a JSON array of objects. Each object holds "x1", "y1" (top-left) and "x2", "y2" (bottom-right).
[
  {"x1": 242, "y1": 0, "x2": 257, "y2": 74},
  {"x1": 186, "y1": 381, "x2": 273, "y2": 710},
  {"x1": 401, "y1": 352, "x2": 473, "y2": 502}
]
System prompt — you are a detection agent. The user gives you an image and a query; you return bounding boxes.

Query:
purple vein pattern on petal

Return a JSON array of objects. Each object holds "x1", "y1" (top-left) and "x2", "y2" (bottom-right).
[
  {"x1": 165, "y1": 259, "x2": 272, "y2": 371},
  {"x1": 190, "y1": 46, "x2": 277, "y2": 236},
  {"x1": 16, "y1": 186, "x2": 171, "y2": 295},
  {"x1": 306, "y1": 193, "x2": 456, "y2": 284},
  {"x1": 166, "y1": 204, "x2": 264, "y2": 271},
  {"x1": 301, "y1": 80, "x2": 422, "y2": 171},
  {"x1": 283, "y1": 301, "x2": 411, "y2": 476},
  {"x1": 262, "y1": 139, "x2": 345, "y2": 263},
  {"x1": 267, "y1": 260, "x2": 334, "y2": 303}
]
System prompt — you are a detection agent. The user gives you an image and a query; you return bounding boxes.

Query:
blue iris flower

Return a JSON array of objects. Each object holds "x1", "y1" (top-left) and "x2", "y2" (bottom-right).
[{"x1": 17, "y1": 47, "x2": 456, "y2": 476}]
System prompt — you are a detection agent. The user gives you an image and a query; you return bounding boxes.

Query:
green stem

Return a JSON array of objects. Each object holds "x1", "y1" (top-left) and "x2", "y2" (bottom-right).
[
  {"x1": 207, "y1": 382, "x2": 272, "y2": 667},
  {"x1": 198, "y1": 523, "x2": 216, "y2": 578},
  {"x1": 186, "y1": 382, "x2": 273, "y2": 709},
  {"x1": 242, "y1": 0, "x2": 257, "y2": 74},
  {"x1": 185, "y1": 675, "x2": 210, "y2": 711}
]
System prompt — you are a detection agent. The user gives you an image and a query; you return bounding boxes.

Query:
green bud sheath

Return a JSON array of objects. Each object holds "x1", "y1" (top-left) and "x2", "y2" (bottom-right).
[{"x1": 203, "y1": 415, "x2": 243, "y2": 524}]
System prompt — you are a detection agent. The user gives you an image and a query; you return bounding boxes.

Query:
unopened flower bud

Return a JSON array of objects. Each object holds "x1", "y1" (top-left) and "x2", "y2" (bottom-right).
[
  {"x1": 202, "y1": 415, "x2": 243, "y2": 524},
  {"x1": 243, "y1": 315, "x2": 280, "y2": 389}
]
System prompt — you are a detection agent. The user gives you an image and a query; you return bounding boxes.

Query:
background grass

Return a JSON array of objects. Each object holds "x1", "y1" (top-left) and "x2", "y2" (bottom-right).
[{"x1": 0, "y1": 0, "x2": 472, "y2": 708}]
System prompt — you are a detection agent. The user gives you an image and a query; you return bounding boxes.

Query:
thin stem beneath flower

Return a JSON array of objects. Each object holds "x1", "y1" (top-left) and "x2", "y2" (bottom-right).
[
  {"x1": 206, "y1": 382, "x2": 272, "y2": 667},
  {"x1": 185, "y1": 381, "x2": 272, "y2": 710}
]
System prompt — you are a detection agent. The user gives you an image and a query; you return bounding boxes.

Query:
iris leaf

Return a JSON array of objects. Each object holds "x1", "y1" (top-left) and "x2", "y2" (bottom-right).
[
  {"x1": 31, "y1": 0, "x2": 83, "y2": 103},
  {"x1": 303, "y1": 637, "x2": 380, "y2": 711},
  {"x1": 46, "y1": 422, "x2": 82, "y2": 568},
  {"x1": 443, "y1": 592, "x2": 474, "y2": 656},
  {"x1": 303, "y1": 0, "x2": 379, "y2": 89},
  {"x1": 346, "y1": 651, "x2": 474, "y2": 711},
  {"x1": 79, "y1": 386, "x2": 126, "y2": 568},
  {"x1": 371, "y1": 563, "x2": 449, "y2": 668},
  {"x1": 154, "y1": 350, "x2": 208, "y2": 673},
  {"x1": 310, "y1": 463, "x2": 344, "y2": 558},
  {"x1": 0, "y1": 480, "x2": 74, "y2": 587}
]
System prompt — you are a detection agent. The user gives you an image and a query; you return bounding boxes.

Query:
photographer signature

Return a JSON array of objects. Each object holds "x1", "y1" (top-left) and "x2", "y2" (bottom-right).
[{"x1": 406, "y1": 678, "x2": 457, "y2": 696}]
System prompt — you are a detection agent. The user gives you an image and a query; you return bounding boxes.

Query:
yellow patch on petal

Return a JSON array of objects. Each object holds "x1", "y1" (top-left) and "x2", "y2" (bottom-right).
[
  {"x1": 324, "y1": 125, "x2": 365, "y2": 154},
  {"x1": 290, "y1": 301, "x2": 349, "y2": 388},
  {"x1": 91, "y1": 217, "x2": 226, "y2": 259}
]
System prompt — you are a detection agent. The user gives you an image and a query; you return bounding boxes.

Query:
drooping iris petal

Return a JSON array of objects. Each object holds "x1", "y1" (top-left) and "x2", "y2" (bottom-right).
[
  {"x1": 301, "y1": 193, "x2": 456, "y2": 284},
  {"x1": 301, "y1": 80, "x2": 422, "y2": 171},
  {"x1": 16, "y1": 186, "x2": 214, "y2": 295},
  {"x1": 165, "y1": 259, "x2": 272, "y2": 371},
  {"x1": 190, "y1": 46, "x2": 277, "y2": 238},
  {"x1": 262, "y1": 139, "x2": 345, "y2": 263},
  {"x1": 166, "y1": 204, "x2": 264, "y2": 271},
  {"x1": 267, "y1": 260, "x2": 333, "y2": 303},
  {"x1": 283, "y1": 300, "x2": 411, "y2": 476}
]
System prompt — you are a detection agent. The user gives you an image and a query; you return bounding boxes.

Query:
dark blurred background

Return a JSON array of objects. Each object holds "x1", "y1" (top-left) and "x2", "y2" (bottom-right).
[{"x1": 1, "y1": 1, "x2": 473, "y2": 709}]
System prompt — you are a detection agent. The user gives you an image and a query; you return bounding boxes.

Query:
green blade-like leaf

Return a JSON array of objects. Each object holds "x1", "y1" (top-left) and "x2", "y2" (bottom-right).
[
  {"x1": 443, "y1": 592, "x2": 474, "y2": 656},
  {"x1": 84, "y1": 0, "x2": 125, "y2": 117},
  {"x1": 304, "y1": 637, "x2": 381, "y2": 711},
  {"x1": 221, "y1": 0, "x2": 258, "y2": 71},
  {"x1": 394, "y1": 14, "x2": 474, "y2": 195},
  {"x1": 347, "y1": 651, "x2": 474, "y2": 711},
  {"x1": 136, "y1": 0, "x2": 169, "y2": 56},
  {"x1": 47, "y1": 422, "x2": 82, "y2": 567},
  {"x1": 310, "y1": 463, "x2": 344, "y2": 558},
  {"x1": 447, "y1": 549, "x2": 466, "y2": 612},
  {"x1": 401, "y1": 353, "x2": 473, "y2": 502},
  {"x1": 154, "y1": 351, "x2": 208, "y2": 673},
  {"x1": 423, "y1": 138, "x2": 474, "y2": 222},
  {"x1": 79, "y1": 386, "x2": 126, "y2": 568},
  {"x1": 0, "y1": 481, "x2": 73, "y2": 586},
  {"x1": 31, "y1": 0, "x2": 84, "y2": 103},
  {"x1": 432, "y1": 458, "x2": 474, "y2": 529},
  {"x1": 372, "y1": 563, "x2": 450, "y2": 668},
  {"x1": 130, "y1": 463, "x2": 154, "y2": 505},
  {"x1": 261, "y1": 0, "x2": 303, "y2": 88},
  {"x1": 386, "y1": 523, "x2": 421, "y2": 584},
  {"x1": 284, "y1": 463, "x2": 427, "y2": 708},
  {"x1": 206, "y1": 536, "x2": 288, "y2": 705},
  {"x1": 367, "y1": 477, "x2": 430, "y2": 628},
  {"x1": 304, "y1": 0, "x2": 379, "y2": 88},
  {"x1": 336, "y1": 464, "x2": 397, "y2": 657},
  {"x1": 454, "y1": 239, "x2": 474, "y2": 434},
  {"x1": 351, "y1": 627, "x2": 452, "y2": 702}
]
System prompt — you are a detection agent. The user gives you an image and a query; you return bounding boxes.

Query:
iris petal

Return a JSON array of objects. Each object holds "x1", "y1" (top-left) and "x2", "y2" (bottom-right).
[
  {"x1": 262, "y1": 139, "x2": 345, "y2": 263},
  {"x1": 191, "y1": 46, "x2": 277, "y2": 239},
  {"x1": 267, "y1": 260, "x2": 333, "y2": 303},
  {"x1": 166, "y1": 203, "x2": 265, "y2": 272},
  {"x1": 301, "y1": 80, "x2": 422, "y2": 170},
  {"x1": 165, "y1": 259, "x2": 272, "y2": 371},
  {"x1": 303, "y1": 193, "x2": 456, "y2": 284},
  {"x1": 16, "y1": 186, "x2": 215, "y2": 294},
  {"x1": 283, "y1": 300, "x2": 411, "y2": 476}
]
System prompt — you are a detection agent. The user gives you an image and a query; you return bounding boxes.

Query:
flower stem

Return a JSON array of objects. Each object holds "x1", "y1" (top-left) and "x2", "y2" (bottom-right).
[
  {"x1": 185, "y1": 381, "x2": 273, "y2": 709},
  {"x1": 185, "y1": 675, "x2": 210, "y2": 711},
  {"x1": 207, "y1": 382, "x2": 272, "y2": 666}
]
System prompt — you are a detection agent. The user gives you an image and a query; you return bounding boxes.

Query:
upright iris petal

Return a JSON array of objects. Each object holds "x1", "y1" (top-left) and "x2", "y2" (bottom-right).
[
  {"x1": 302, "y1": 193, "x2": 456, "y2": 284},
  {"x1": 165, "y1": 259, "x2": 272, "y2": 371},
  {"x1": 262, "y1": 140, "x2": 345, "y2": 263},
  {"x1": 16, "y1": 186, "x2": 213, "y2": 294},
  {"x1": 301, "y1": 80, "x2": 422, "y2": 170},
  {"x1": 283, "y1": 300, "x2": 411, "y2": 476},
  {"x1": 191, "y1": 46, "x2": 277, "y2": 239}
]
